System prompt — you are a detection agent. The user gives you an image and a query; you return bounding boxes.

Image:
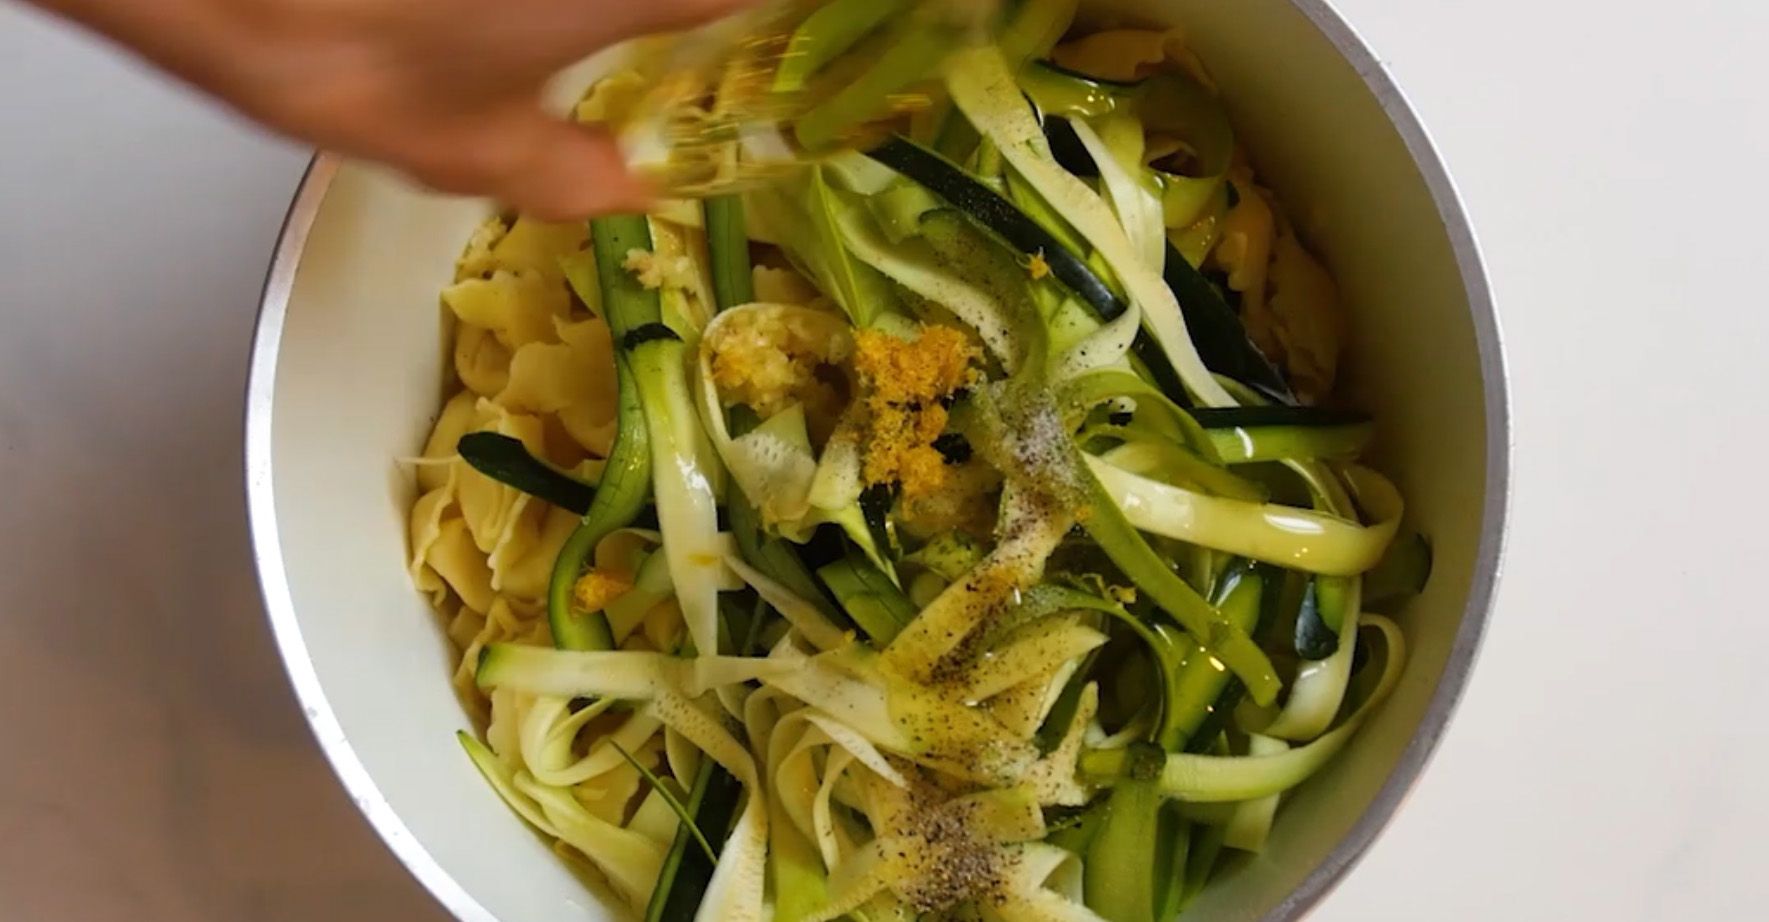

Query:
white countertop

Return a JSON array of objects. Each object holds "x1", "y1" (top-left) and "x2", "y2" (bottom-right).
[{"x1": 2, "y1": 0, "x2": 1763, "y2": 918}]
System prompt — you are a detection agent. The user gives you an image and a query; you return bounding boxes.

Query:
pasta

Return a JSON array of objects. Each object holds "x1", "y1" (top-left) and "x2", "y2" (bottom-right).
[
  {"x1": 411, "y1": 215, "x2": 628, "y2": 717},
  {"x1": 402, "y1": 12, "x2": 1424, "y2": 921}
]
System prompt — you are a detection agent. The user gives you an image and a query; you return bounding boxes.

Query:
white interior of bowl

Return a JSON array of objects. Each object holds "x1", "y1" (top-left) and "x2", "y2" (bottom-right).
[{"x1": 247, "y1": 1, "x2": 1504, "y2": 920}]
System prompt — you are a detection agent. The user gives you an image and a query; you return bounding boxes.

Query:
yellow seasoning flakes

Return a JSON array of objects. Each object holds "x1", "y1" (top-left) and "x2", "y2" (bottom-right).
[
  {"x1": 572, "y1": 569, "x2": 633, "y2": 614},
  {"x1": 852, "y1": 325, "x2": 980, "y2": 501}
]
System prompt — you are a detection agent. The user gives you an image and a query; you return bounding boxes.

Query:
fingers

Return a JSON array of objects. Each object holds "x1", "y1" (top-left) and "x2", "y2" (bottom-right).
[
  {"x1": 402, "y1": 106, "x2": 654, "y2": 220},
  {"x1": 495, "y1": 114, "x2": 656, "y2": 220}
]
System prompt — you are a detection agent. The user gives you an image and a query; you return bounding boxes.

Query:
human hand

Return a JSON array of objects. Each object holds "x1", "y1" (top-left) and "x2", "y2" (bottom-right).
[{"x1": 39, "y1": 0, "x2": 754, "y2": 218}]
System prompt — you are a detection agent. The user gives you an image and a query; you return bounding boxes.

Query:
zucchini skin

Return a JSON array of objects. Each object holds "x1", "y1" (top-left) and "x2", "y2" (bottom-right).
[
  {"x1": 1190, "y1": 407, "x2": 1375, "y2": 465},
  {"x1": 1188, "y1": 406, "x2": 1372, "y2": 428},
  {"x1": 1162, "y1": 561, "x2": 1278, "y2": 754},
  {"x1": 1161, "y1": 241, "x2": 1294, "y2": 404},
  {"x1": 961, "y1": 116, "x2": 1287, "y2": 405},
  {"x1": 866, "y1": 134, "x2": 1188, "y2": 399},
  {"x1": 817, "y1": 553, "x2": 916, "y2": 644},
  {"x1": 868, "y1": 135, "x2": 1127, "y2": 321},
  {"x1": 456, "y1": 432, "x2": 596, "y2": 515},
  {"x1": 1365, "y1": 531, "x2": 1433, "y2": 609},
  {"x1": 543, "y1": 214, "x2": 679, "y2": 654},
  {"x1": 1292, "y1": 577, "x2": 1338, "y2": 661},
  {"x1": 628, "y1": 202, "x2": 751, "y2": 922},
  {"x1": 1041, "y1": 114, "x2": 1102, "y2": 178},
  {"x1": 703, "y1": 196, "x2": 755, "y2": 308},
  {"x1": 1035, "y1": 58, "x2": 1148, "y2": 91},
  {"x1": 646, "y1": 763, "x2": 743, "y2": 922},
  {"x1": 543, "y1": 352, "x2": 653, "y2": 652},
  {"x1": 1033, "y1": 94, "x2": 1288, "y2": 404}
]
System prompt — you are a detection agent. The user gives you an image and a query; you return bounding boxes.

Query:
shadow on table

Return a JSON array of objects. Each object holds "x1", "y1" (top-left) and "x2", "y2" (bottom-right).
[{"x1": 0, "y1": 73, "x2": 449, "y2": 916}]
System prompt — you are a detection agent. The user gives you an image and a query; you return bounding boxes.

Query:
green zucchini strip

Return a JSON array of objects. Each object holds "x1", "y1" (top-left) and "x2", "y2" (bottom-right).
[
  {"x1": 1096, "y1": 440, "x2": 1266, "y2": 505},
  {"x1": 1158, "y1": 563, "x2": 1267, "y2": 752},
  {"x1": 1081, "y1": 616, "x2": 1406, "y2": 802},
  {"x1": 591, "y1": 215, "x2": 726, "y2": 658},
  {"x1": 973, "y1": 582, "x2": 1180, "y2": 753},
  {"x1": 866, "y1": 180, "x2": 942, "y2": 242},
  {"x1": 1180, "y1": 820, "x2": 1228, "y2": 908},
  {"x1": 1363, "y1": 531, "x2": 1433, "y2": 608},
  {"x1": 632, "y1": 193, "x2": 759, "y2": 922},
  {"x1": 832, "y1": 196, "x2": 1026, "y2": 370},
  {"x1": 1190, "y1": 406, "x2": 1374, "y2": 463},
  {"x1": 1074, "y1": 455, "x2": 1281, "y2": 706},
  {"x1": 612, "y1": 742, "x2": 718, "y2": 864},
  {"x1": 997, "y1": 0, "x2": 1079, "y2": 70},
  {"x1": 728, "y1": 480, "x2": 842, "y2": 624},
  {"x1": 510, "y1": 696, "x2": 624, "y2": 788},
  {"x1": 746, "y1": 174, "x2": 903, "y2": 330},
  {"x1": 1259, "y1": 464, "x2": 1369, "y2": 739},
  {"x1": 1034, "y1": 111, "x2": 1279, "y2": 397},
  {"x1": 646, "y1": 759, "x2": 744, "y2": 922},
  {"x1": 924, "y1": 0, "x2": 1078, "y2": 159},
  {"x1": 703, "y1": 196, "x2": 756, "y2": 309},
  {"x1": 456, "y1": 432, "x2": 596, "y2": 515},
  {"x1": 959, "y1": 616, "x2": 1107, "y2": 703},
  {"x1": 974, "y1": 583, "x2": 1162, "y2": 653},
  {"x1": 1084, "y1": 781, "x2": 1165, "y2": 921},
  {"x1": 918, "y1": 207, "x2": 1045, "y2": 370},
  {"x1": 805, "y1": 167, "x2": 892, "y2": 328},
  {"x1": 817, "y1": 553, "x2": 917, "y2": 645},
  {"x1": 1170, "y1": 184, "x2": 1230, "y2": 268},
  {"x1": 867, "y1": 135, "x2": 1126, "y2": 327},
  {"x1": 458, "y1": 731, "x2": 562, "y2": 837},
  {"x1": 1086, "y1": 457, "x2": 1402, "y2": 577},
  {"x1": 543, "y1": 354, "x2": 652, "y2": 652},
  {"x1": 1002, "y1": 161, "x2": 1094, "y2": 267},
  {"x1": 1025, "y1": 67, "x2": 1234, "y2": 228},
  {"x1": 1066, "y1": 114, "x2": 1164, "y2": 273},
  {"x1": 1160, "y1": 241, "x2": 1294, "y2": 403},
  {"x1": 1289, "y1": 574, "x2": 1342, "y2": 661},
  {"x1": 723, "y1": 554, "x2": 849, "y2": 651},
  {"x1": 1021, "y1": 60, "x2": 1141, "y2": 120},
  {"x1": 631, "y1": 331, "x2": 725, "y2": 658},
  {"x1": 1205, "y1": 419, "x2": 1374, "y2": 464},
  {"x1": 795, "y1": 14, "x2": 963, "y2": 151},
  {"x1": 604, "y1": 545, "x2": 676, "y2": 643},
  {"x1": 865, "y1": 134, "x2": 1188, "y2": 395},
  {"x1": 498, "y1": 241, "x2": 659, "y2": 650},
  {"x1": 476, "y1": 645, "x2": 786, "y2": 699},
  {"x1": 881, "y1": 488, "x2": 1074, "y2": 682},
  {"x1": 1221, "y1": 734, "x2": 1287, "y2": 853},
  {"x1": 946, "y1": 45, "x2": 1239, "y2": 408},
  {"x1": 772, "y1": 0, "x2": 909, "y2": 93},
  {"x1": 1059, "y1": 367, "x2": 1220, "y2": 459}
]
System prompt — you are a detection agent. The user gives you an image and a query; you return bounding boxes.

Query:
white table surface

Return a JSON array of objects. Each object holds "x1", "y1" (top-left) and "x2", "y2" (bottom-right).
[{"x1": 2, "y1": 0, "x2": 1763, "y2": 918}]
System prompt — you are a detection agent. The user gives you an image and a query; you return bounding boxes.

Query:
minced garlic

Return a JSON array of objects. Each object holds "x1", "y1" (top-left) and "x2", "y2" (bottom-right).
[
  {"x1": 622, "y1": 247, "x2": 697, "y2": 292},
  {"x1": 704, "y1": 304, "x2": 851, "y2": 429}
]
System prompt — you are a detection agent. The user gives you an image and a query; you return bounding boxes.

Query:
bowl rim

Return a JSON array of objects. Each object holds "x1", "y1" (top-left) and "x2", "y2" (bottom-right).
[{"x1": 243, "y1": 4, "x2": 1512, "y2": 918}]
